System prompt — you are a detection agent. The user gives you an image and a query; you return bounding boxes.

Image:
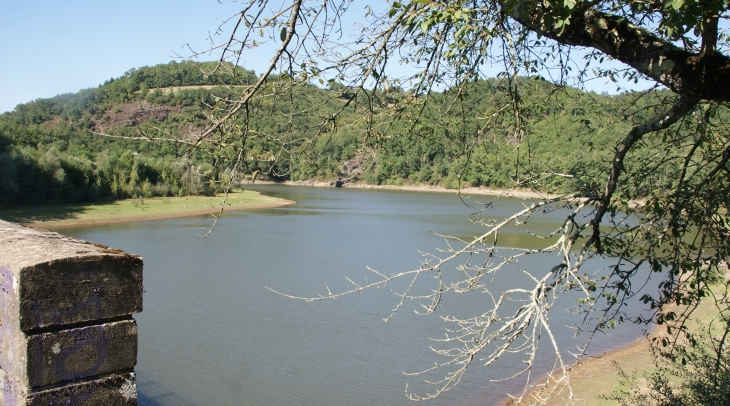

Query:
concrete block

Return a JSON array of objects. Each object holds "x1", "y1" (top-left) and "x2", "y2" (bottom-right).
[
  {"x1": 0, "y1": 220, "x2": 142, "y2": 331},
  {"x1": 1, "y1": 300, "x2": 140, "y2": 389},
  {"x1": 0, "y1": 221, "x2": 142, "y2": 404},
  {"x1": 25, "y1": 319, "x2": 138, "y2": 387},
  {"x1": 2, "y1": 370, "x2": 137, "y2": 406}
]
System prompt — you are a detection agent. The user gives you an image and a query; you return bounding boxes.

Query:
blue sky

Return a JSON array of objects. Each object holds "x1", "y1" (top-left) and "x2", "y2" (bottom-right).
[
  {"x1": 0, "y1": 1, "x2": 272, "y2": 113},
  {"x1": 0, "y1": 1, "x2": 652, "y2": 114}
]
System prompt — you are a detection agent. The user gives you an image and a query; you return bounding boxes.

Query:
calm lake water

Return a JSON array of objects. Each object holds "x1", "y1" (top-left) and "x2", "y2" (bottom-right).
[{"x1": 49, "y1": 185, "x2": 651, "y2": 405}]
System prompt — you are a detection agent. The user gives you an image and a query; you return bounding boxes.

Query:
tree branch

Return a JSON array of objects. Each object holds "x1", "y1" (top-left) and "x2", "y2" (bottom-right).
[
  {"x1": 511, "y1": 4, "x2": 730, "y2": 102},
  {"x1": 588, "y1": 94, "x2": 698, "y2": 253}
]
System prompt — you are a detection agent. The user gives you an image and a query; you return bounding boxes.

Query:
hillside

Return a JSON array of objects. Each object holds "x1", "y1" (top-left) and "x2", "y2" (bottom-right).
[{"x1": 0, "y1": 61, "x2": 676, "y2": 207}]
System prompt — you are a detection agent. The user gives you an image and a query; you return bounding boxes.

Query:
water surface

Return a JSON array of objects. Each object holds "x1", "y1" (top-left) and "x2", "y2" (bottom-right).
[{"x1": 50, "y1": 186, "x2": 651, "y2": 405}]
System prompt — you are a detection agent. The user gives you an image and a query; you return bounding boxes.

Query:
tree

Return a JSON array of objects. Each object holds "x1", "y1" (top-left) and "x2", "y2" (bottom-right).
[{"x1": 177, "y1": 1, "x2": 730, "y2": 403}]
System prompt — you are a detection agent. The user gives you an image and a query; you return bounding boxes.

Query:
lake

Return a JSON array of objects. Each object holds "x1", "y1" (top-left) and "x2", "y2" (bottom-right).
[{"x1": 48, "y1": 185, "x2": 650, "y2": 405}]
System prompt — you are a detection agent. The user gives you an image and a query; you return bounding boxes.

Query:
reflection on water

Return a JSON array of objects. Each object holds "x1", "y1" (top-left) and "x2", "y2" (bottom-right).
[{"x1": 49, "y1": 185, "x2": 652, "y2": 406}]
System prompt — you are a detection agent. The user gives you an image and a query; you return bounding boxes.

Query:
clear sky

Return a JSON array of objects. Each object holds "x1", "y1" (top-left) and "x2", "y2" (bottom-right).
[
  {"x1": 0, "y1": 1, "x2": 273, "y2": 113},
  {"x1": 0, "y1": 1, "x2": 651, "y2": 114}
]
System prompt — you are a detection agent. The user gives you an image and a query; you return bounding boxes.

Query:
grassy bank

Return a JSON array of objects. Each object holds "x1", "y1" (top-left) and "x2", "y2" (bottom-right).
[{"x1": 0, "y1": 190, "x2": 294, "y2": 228}]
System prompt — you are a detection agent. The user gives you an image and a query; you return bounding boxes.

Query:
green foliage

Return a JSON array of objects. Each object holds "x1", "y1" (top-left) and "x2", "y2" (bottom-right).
[
  {"x1": 0, "y1": 61, "x2": 260, "y2": 207},
  {"x1": 0, "y1": 60, "x2": 694, "y2": 208},
  {"x1": 605, "y1": 321, "x2": 730, "y2": 406}
]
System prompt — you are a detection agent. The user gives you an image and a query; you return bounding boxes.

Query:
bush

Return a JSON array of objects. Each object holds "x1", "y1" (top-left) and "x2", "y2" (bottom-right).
[{"x1": 604, "y1": 320, "x2": 730, "y2": 406}]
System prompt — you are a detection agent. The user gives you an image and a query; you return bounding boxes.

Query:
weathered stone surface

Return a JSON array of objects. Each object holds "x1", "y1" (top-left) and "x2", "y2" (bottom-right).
[
  {"x1": 1, "y1": 370, "x2": 137, "y2": 406},
  {"x1": 27, "y1": 319, "x2": 138, "y2": 387},
  {"x1": 0, "y1": 220, "x2": 143, "y2": 331},
  {"x1": 0, "y1": 221, "x2": 141, "y2": 404},
  {"x1": 1, "y1": 318, "x2": 138, "y2": 389},
  {"x1": 1, "y1": 368, "x2": 24, "y2": 406}
]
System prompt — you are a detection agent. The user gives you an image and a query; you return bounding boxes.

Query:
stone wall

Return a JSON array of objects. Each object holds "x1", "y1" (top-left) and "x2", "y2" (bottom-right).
[{"x1": 0, "y1": 220, "x2": 142, "y2": 405}]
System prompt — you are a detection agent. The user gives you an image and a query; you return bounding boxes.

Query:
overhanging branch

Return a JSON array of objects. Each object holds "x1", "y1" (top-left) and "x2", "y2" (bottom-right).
[
  {"x1": 588, "y1": 94, "x2": 699, "y2": 253},
  {"x1": 511, "y1": 4, "x2": 730, "y2": 102}
]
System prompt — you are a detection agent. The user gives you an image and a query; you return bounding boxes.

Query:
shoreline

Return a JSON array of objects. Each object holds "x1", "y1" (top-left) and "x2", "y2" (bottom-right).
[
  {"x1": 30, "y1": 200, "x2": 295, "y2": 228},
  {"x1": 0, "y1": 191, "x2": 295, "y2": 229},
  {"x1": 246, "y1": 180, "x2": 566, "y2": 201},
  {"x1": 247, "y1": 180, "x2": 647, "y2": 209},
  {"x1": 509, "y1": 269, "x2": 727, "y2": 405},
  {"x1": 500, "y1": 332, "x2": 654, "y2": 405},
  {"x1": 502, "y1": 302, "x2": 694, "y2": 405}
]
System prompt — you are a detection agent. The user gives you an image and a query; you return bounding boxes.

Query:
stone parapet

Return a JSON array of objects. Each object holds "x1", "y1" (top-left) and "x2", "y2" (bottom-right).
[{"x1": 0, "y1": 220, "x2": 142, "y2": 405}]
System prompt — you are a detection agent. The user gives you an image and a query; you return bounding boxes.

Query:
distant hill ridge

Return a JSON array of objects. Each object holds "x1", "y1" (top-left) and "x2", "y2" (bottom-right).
[
  {"x1": 0, "y1": 61, "x2": 674, "y2": 208},
  {"x1": 140, "y1": 84, "x2": 249, "y2": 94}
]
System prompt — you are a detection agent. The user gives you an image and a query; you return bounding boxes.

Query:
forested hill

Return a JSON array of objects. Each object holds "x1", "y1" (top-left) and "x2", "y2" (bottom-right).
[
  {"x1": 0, "y1": 61, "x2": 672, "y2": 207},
  {"x1": 0, "y1": 61, "x2": 259, "y2": 206}
]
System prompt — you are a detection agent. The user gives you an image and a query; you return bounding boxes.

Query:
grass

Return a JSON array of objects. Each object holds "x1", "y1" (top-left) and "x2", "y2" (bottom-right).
[{"x1": 0, "y1": 190, "x2": 293, "y2": 227}]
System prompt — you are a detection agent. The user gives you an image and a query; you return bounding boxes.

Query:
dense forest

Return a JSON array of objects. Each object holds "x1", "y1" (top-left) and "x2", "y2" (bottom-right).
[{"x1": 0, "y1": 61, "x2": 676, "y2": 207}]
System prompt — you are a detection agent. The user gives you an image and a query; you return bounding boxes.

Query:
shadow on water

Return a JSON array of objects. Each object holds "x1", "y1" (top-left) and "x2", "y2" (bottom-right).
[{"x1": 138, "y1": 380, "x2": 198, "y2": 406}]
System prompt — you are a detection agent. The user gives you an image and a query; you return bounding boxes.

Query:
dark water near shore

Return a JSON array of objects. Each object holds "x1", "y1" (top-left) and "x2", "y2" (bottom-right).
[{"x1": 50, "y1": 185, "x2": 651, "y2": 405}]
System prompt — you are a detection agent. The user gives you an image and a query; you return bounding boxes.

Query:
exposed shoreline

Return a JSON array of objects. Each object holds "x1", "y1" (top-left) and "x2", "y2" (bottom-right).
[
  {"x1": 500, "y1": 331, "x2": 655, "y2": 405},
  {"x1": 500, "y1": 299, "x2": 705, "y2": 405},
  {"x1": 0, "y1": 191, "x2": 295, "y2": 229},
  {"x1": 247, "y1": 180, "x2": 566, "y2": 200}
]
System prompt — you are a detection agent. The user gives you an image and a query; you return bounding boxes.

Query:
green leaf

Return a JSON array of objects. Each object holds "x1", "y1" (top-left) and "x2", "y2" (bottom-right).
[
  {"x1": 280, "y1": 27, "x2": 287, "y2": 41},
  {"x1": 421, "y1": 20, "x2": 430, "y2": 33},
  {"x1": 671, "y1": 0, "x2": 684, "y2": 10}
]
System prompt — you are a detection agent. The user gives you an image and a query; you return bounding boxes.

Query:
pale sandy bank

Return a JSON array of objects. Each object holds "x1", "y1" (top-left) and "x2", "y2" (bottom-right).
[{"x1": 247, "y1": 180, "x2": 565, "y2": 200}]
